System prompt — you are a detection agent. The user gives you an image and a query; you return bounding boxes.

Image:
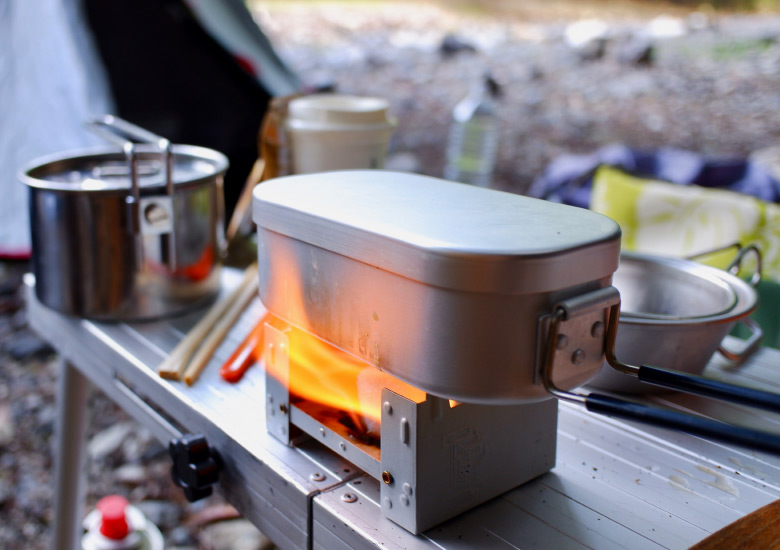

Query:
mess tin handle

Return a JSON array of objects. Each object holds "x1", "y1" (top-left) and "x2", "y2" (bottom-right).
[{"x1": 543, "y1": 298, "x2": 780, "y2": 455}]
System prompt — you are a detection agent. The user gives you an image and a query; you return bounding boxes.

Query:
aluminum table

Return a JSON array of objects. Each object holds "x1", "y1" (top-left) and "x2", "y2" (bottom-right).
[{"x1": 28, "y1": 272, "x2": 780, "y2": 550}]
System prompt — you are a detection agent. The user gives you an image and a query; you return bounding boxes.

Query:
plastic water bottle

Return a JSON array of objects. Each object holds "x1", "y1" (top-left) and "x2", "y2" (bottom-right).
[
  {"x1": 444, "y1": 74, "x2": 501, "y2": 187},
  {"x1": 82, "y1": 495, "x2": 164, "y2": 550}
]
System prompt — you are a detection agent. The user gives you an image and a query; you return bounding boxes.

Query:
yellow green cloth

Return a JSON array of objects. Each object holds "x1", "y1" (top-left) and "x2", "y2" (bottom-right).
[{"x1": 591, "y1": 165, "x2": 780, "y2": 283}]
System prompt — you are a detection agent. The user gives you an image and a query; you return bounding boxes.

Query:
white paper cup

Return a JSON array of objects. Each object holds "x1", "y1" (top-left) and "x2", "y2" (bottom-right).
[{"x1": 286, "y1": 94, "x2": 395, "y2": 174}]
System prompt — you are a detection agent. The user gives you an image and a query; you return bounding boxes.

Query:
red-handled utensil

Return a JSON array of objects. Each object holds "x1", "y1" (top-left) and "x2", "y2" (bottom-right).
[{"x1": 220, "y1": 314, "x2": 269, "y2": 383}]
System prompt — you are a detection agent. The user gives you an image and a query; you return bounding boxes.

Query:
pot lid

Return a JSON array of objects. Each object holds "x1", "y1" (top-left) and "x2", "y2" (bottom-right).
[
  {"x1": 20, "y1": 144, "x2": 228, "y2": 193},
  {"x1": 253, "y1": 170, "x2": 622, "y2": 294}
]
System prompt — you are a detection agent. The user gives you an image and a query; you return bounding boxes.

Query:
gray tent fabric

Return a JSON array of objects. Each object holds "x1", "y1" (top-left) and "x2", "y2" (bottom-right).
[{"x1": 0, "y1": 0, "x2": 115, "y2": 257}]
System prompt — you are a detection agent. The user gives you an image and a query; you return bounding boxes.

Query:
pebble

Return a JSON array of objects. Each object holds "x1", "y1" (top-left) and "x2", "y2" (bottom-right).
[
  {"x1": 0, "y1": 404, "x2": 13, "y2": 446},
  {"x1": 135, "y1": 500, "x2": 182, "y2": 530},
  {"x1": 114, "y1": 463, "x2": 148, "y2": 486},
  {"x1": 618, "y1": 37, "x2": 655, "y2": 66},
  {"x1": 6, "y1": 332, "x2": 53, "y2": 361},
  {"x1": 87, "y1": 422, "x2": 135, "y2": 462},
  {"x1": 0, "y1": 478, "x2": 14, "y2": 506},
  {"x1": 169, "y1": 525, "x2": 197, "y2": 546},
  {"x1": 199, "y1": 519, "x2": 275, "y2": 550}
]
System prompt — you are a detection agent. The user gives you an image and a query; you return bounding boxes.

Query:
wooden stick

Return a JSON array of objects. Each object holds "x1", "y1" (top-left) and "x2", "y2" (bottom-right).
[
  {"x1": 183, "y1": 269, "x2": 259, "y2": 386},
  {"x1": 157, "y1": 263, "x2": 259, "y2": 380},
  {"x1": 226, "y1": 158, "x2": 265, "y2": 244}
]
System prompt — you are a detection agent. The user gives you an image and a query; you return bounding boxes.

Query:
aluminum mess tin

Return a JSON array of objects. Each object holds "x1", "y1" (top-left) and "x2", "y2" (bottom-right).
[{"x1": 253, "y1": 171, "x2": 621, "y2": 404}]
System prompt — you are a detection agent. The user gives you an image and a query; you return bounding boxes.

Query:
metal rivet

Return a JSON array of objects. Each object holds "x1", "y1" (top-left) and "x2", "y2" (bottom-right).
[
  {"x1": 400, "y1": 418, "x2": 410, "y2": 445},
  {"x1": 279, "y1": 404, "x2": 288, "y2": 415},
  {"x1": 571, "y1": 349, "x2": 586, "y2": 365},
  {"x1": 267, "y1": 394, "x2": 274, "y2": 404},
  {"x1": 280, "y1": 426, "x2": 287, "y2": 436},
  {"x1": 339, "y1": 442, "x2": 347, "y2": 451},
  {"x1": 557, "y1": 334, "x2": 569, "y2": 350},
  {"x1": 319, "y1": 428, "x2": 326, "y2": 437},
  {"x1": 383, "y1": 401, "x2": 393, "y2": 415},
  {"x1": 402, "y1": 483, "x2": 412, "y2": 496},
  {"x1": 591, "y1": 321, "x2": 605, "y2": 338},
  {"x1": 310, "y1": 472, "x2": 326, "y2": 482},
  {"x1": 382, "y1": 497, "x2": 392, "y2": 509},
  {"x1": 400, "y1": 495, "x2": 410, "y2": 507},
  {"x1": 381, "y1": 471, "x2": 393, "y2": 485},
  {"x1": 342, "y1": 492, "x2": 357, "y2": 503}
]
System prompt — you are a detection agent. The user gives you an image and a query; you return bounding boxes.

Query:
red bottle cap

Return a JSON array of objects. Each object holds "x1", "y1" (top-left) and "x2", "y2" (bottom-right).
[{"x1": 97, "y1": 495, "x2": 130, "y2": 540}]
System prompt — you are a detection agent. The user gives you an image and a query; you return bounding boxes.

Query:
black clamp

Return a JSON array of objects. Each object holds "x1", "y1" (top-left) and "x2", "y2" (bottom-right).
[{"x1": 169, "y1": 434, "x2": 221, "y2": 502}]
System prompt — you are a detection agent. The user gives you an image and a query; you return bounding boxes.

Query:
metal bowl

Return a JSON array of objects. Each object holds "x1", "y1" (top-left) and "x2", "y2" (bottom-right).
[
  {"x1": 587, "y1": 253, "x2": 760, "y2": 393},
  {"x1": 617, "y1": 256, "x2": 738, "y2": 320}
]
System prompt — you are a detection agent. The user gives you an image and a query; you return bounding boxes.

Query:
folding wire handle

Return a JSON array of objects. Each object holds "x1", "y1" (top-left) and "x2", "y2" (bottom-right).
[
  {"x1": 87, "y1": 115, "x2": 178, "y2": 270},
  {"x1": 542, "y1": 289, "x2": 780, "y2": 455}
]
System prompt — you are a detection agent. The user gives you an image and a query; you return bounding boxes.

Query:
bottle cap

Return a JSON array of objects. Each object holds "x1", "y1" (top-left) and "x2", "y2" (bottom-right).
[{"x1": 97, "y1": 495, "x2": 130, "y2": 540}]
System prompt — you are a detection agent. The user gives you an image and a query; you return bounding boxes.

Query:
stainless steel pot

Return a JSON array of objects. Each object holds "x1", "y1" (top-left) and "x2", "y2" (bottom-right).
[
  {"x1": 588, "y1": 251, "x2": 762, "y2": 393},
  {"x1": 21, "y1": 116, "x2": 228, "y2": 320}
]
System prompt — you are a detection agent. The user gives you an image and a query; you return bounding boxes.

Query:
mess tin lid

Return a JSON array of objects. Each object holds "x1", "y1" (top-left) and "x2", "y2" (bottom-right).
[
  {"x1": 253, "y1": 171, "x2": 621, "y2": 294},
  {"x1": 20, "y1": 144, "x2": 228, "y2": 193}
]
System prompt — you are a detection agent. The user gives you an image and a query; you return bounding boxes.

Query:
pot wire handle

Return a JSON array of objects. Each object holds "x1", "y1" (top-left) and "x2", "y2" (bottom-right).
[
  {"x1": 685, "y1": 242, "x2": 762, "y2": 287},
  {"x1": 726, "y1": 244, "x2": 762, "y2": 288}
]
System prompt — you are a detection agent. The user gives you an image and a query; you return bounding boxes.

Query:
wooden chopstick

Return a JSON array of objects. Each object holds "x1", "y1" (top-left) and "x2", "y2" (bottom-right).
[
  {"x1": 183, "y1": 268, "x2": 259, "y2": 386},
  {"x1": 157, "y1": 263, "x2": 259, "y2": 381}
]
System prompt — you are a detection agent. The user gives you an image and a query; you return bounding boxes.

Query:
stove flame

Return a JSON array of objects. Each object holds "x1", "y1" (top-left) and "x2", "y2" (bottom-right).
[{"x1": 261, "y1": 236, "x2": 425, "y2": 436}]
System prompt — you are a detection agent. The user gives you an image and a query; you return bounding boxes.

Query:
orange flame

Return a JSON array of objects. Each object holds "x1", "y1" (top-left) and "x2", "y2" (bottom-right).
[{"x1": 261, "y1": 235, "x2": 425, "y2": 434}]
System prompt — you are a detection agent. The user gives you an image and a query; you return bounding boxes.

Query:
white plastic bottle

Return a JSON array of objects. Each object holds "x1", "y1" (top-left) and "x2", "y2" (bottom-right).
[
  {"x1": 82, "y1": 495, "x2": 164, "y2": 550},
  {"x1": 443, "y1": 74, "x2": 501, "y2": 187}
]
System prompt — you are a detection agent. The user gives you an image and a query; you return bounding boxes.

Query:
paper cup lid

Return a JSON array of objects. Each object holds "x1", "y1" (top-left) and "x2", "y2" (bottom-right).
[{"x1": 288, "y1": 94, "x2": 392, "y2": 126}]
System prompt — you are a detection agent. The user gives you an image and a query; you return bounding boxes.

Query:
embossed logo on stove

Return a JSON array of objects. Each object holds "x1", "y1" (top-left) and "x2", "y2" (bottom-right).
[{"x1": 446, "y1": 428, "x2": 485, "y2": 485}]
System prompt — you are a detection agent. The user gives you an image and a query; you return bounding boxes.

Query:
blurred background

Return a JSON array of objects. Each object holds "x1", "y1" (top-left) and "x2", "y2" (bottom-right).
[{"x1": 1, "y1": 1, "x2": 780, "y2": 549}]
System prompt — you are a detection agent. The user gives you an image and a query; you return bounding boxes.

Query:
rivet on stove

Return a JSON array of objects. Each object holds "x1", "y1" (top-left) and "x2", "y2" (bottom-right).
[
  {"x1": 383, "y1": 401, "x2": 393, "y2": 415},
  {"x1": 402, "y1": 483, "x2": 413, "y2": 496},
  {"x1": 280, "y1": 426, "x2": 287, "y2": 436},
  {"x1": 310, "y1": 472, "x2": 326, "y2": 482},
  {"x1": 267, "y1": 394, "x2": 274, "y2": 404},
  {"x1": 339, "y1": 442, "x2": 347, "y2": 452},
  {"x1": 557, "y1": 334, "x2": 569, "y2": 350},
  {"x1": 319, "y1": 428, "x2": 326, "y2": 437},
  {"x1": 381, "y1": 471, "x2": 394, "y2": 485},
  {"x1": 591, "y1": 321, "x2": 605, "y2": 338},
  {"x1": 382, "y1": 497, "x2": 392, "y2": 509},
  {"x1": 342, "y1": 492, "x2": 358, "y2": 503},
  {"x1": 571, "y1": 349, "x2": 586, "y2": 365},
  {"x1": 400, "y1": 495, "x2": 410, "y2": 507}
]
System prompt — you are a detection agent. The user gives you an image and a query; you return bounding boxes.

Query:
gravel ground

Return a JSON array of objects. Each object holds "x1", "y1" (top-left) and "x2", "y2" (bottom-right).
[
  {"x1": 2, "y1": 3, "x2": 780, "y2": 549},
  {"x1": 255, "y1": 1, "x2": 780, "y2": 192}
]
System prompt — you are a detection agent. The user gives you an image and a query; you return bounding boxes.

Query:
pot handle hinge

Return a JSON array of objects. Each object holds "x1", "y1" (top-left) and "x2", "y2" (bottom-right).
[{"x1": 87, "y1": 115, "x2": 178, "y2": 271}]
